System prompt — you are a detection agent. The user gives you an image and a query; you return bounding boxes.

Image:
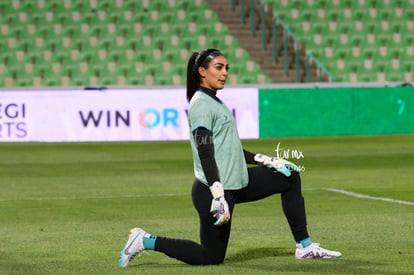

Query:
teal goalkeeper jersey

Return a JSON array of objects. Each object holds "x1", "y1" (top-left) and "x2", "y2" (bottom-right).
[{"x1": 188, "y1": 90, "x2": 249, "y2": 190}]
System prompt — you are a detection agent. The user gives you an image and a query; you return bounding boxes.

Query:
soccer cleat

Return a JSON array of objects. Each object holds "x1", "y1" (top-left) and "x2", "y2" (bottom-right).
[
  {"x1": 295, "y1": 243, "x2": 342, "y2": 259},
  {"x1": 119, "y1": 228, "x2": 146, "y2": 268}
]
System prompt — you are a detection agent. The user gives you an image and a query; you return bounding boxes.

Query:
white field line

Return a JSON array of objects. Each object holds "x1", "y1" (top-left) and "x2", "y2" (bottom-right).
[
  {"x1": 1, "y1": 188, "x2": 413, "y2": 206},
  {"x1": 0, "y1": 193, "x2": 189, "y2": 202},
  {"x1": 319, "y1": 188, "x2": 414, "y2": 206}
]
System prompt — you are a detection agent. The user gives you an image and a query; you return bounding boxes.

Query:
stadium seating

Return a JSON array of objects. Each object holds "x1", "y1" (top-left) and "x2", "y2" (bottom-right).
[
  {"x1": 2, "y1": 0, "x2": 412, "y2": 87},
  {"x1": 0, "y1": 0, "x2": 272, "y2": 88},
  {"x1": 266, "y1": 0, "x2": 414, "y2": 82}
]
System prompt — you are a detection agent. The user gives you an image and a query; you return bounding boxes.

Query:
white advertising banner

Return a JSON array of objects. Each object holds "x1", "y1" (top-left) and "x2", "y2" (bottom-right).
[{"x1": 0, "y1": 88, "x2": 258, "y2": 142}]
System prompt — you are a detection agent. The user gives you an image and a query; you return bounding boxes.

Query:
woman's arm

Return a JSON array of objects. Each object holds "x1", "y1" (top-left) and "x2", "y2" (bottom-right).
[
  {"x1": 243, "y1": 149, "x2": 258, "y2": 164},
  {"x1": 193, "y1": 127, "x2": 220, "y2": 186}
]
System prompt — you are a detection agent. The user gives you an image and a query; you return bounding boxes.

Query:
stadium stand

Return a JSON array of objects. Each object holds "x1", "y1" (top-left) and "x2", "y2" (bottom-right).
[
  {"x1": 1, "y1": 0, "x2": 412, "y2": 88},
  {"x1": 265, "y1": 0, "x2": 414, "y2": 82},
  {"x1": 0, "y1": 0, "x2": 273, "y2": 88}
]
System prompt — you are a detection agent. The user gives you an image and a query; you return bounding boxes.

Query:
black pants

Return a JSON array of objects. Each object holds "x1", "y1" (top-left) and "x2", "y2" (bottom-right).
[{"x1": 154, "y1": 167, "x2": 308, "y2": 265}]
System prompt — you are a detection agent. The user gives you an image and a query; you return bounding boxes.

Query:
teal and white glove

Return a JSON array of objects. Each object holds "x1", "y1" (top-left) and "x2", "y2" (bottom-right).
[
  {"x1": 209, "y1": 181, "x2": 230, "y2": 226},
  {"x1": 254, "y1": 154, "x2": 300, "y2": 177}
]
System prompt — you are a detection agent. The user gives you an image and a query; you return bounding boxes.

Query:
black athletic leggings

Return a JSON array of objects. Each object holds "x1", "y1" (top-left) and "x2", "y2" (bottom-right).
[{"x1": 154, "y1": 167, "x2": 308, "y2": 265}]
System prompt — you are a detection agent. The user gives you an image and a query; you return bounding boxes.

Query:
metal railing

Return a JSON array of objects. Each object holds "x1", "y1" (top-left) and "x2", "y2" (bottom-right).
[{"x1": 230, "y1": 0, "x2": 333, "y2": 82}]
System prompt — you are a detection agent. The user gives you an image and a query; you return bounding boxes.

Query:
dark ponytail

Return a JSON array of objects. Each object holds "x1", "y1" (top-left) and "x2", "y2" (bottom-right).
[
  {"x1": 186, "y1": 48, "x2": 224, "y2": 102},
  {"x1": 186, "y1": 52, "x2": 199, "y2": 102}
]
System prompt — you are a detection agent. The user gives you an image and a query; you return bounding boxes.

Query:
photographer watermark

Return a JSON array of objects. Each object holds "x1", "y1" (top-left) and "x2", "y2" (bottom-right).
[{"x1": 274, "y1": 142, "x2": 306, "y2": 172}]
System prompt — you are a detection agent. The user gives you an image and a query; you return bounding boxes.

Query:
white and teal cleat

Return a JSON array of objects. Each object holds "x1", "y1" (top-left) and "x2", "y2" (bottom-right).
[
  {"x1": 119, "y1": 228, "x2": 146, "y2": 267},
  {"x1": 295, "y1": 243, "x2": 342, "y2": 259}
]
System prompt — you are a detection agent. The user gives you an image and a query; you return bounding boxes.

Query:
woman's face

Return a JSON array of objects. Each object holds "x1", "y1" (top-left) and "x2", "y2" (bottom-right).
[{"x1": 198, "y1": 55, "x2": 229, "y2": 91}]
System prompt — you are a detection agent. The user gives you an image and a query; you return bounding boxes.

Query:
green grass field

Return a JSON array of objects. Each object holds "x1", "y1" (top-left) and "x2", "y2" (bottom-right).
[{"x1": 1, "y1": 135, "x2": 413, "y2": 275}]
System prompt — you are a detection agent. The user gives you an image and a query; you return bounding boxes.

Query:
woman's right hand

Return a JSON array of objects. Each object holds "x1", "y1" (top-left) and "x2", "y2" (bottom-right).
[{"x1": 209, "y1": 181, "x2": 230, "y2": 226}]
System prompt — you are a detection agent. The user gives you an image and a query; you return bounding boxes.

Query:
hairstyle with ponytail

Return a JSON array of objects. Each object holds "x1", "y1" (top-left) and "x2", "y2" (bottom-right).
[{"x1": 186, "y1": 48, "x2": 224, "y2": 102}]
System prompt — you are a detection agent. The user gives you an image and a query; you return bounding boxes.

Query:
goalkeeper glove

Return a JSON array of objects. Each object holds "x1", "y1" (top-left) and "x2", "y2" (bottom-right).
[
  {"x1": 254, "y1": 154, "x2": 300, "y2": 177},
  {"x1": 209, "y1": 181, "x2": 230, "y2": 226}
]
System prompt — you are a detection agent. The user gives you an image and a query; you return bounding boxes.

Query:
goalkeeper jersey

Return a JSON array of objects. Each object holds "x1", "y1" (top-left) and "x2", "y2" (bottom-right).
[{"x1": 188, "y1": 89, "x2": 248, "y2": 190}]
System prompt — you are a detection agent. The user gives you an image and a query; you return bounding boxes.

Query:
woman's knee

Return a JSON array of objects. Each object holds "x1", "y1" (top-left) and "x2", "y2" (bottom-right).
[{"x1": 289, "y1": 171, "x2": 302, "y2": 185}]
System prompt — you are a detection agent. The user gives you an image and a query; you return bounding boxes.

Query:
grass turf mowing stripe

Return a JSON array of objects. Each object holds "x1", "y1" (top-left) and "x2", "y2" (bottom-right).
[{"x1": 1, "y1": 188, "x2": 413, "y2": 206}]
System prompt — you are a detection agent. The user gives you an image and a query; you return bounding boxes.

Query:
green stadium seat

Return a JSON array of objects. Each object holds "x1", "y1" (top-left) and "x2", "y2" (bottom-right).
[
  {"x1": 2, "y1": 68, "x2": 16, "y2": 87},
  {"x1": 0, "y1": 62, "x2": 11, "y2": 87},
  {"x1": 385, "y1": 71, "x2": 403, "y2": 82},
  {"x1": 154, "y1": 74, "x2": 177, "y2": 86},
  {"x1": 403, "y1": 38, "x2": 414, "y2": 58}
]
